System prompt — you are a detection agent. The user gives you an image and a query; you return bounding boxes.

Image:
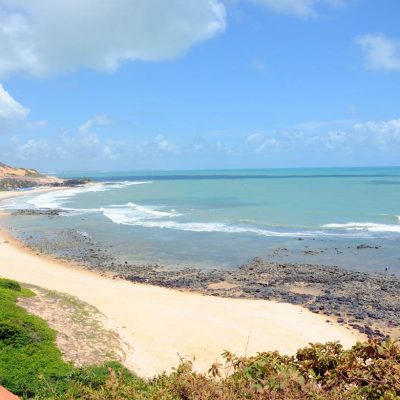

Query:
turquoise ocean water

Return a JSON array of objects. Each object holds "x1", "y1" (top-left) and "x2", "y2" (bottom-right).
[{"x1": 1, "y1": 167, "x2": 400, "y2": 273}]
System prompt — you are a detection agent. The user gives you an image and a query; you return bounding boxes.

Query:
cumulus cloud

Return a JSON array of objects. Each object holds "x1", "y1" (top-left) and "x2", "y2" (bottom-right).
[
  {"x1": 79, "y1": 115, "x2": 110, "y2": 135},
  {"x1": 40, "y1": 116, "x2": 123, "y2": 161},
  {"x1": 356, "y1": 33, "x2": 400, "y2": 71},
  {"x1": 246, "y1": 132, "x2": 264, "y2": 142},
  {"x1": 79, "y1": 115, "x2": 110, "y2": 146},
  {"x1": 307, "y1": 130, "x2": 348, "y2": 150},
  {"x1": 354, "y1": 119, "x2": 400, "y2": 147},
  {"x1": 16, "y1": 138, "x2": 48, "y2": 160},
  {"x1": 15, "y1": 115, "x2": 181, "y2": 163},
  {"x1": 0, "y1": 0, "x2": 226, "y2": 77},
  {"x1": 102, "y1": 140, "x2": 126, "y2": 160},
  {"x1": 0, "y1": 83, "x2": 29, "y2": 123},
  {"x1": 255, "y1": 138, "x2": 281, "y2": 152},
  {"x1": 246, "y1": 133, "x2": 283, "y2": 152},
  {"x1": 154, "y1": 134, "x2": 179, "y2": 153},
  {"x1": 248, "y1": 0, "x2": 344, "y2": 18}
]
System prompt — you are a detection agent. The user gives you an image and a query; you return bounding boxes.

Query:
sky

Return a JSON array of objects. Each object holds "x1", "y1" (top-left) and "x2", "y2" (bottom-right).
[{"x1": 0, "y1": 0, "x2": 399, "y2": 172}]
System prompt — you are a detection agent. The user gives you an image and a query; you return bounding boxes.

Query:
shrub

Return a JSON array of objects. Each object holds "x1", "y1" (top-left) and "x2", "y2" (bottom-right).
[
  {"x1": 0, "y1": 278, "x2": 21, "y2": 291},
  {"x1": 0, "y1": 279, "x2": 73, "y2": 398}
]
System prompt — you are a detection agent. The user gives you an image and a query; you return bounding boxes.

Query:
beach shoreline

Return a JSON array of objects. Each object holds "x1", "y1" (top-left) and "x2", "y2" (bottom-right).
[
  {"x1": 3, "y1": 198, "x2": 397, "y2": 341},
  {"x1": 0, "y1": 188, "x2": 368, "y2": 377}
]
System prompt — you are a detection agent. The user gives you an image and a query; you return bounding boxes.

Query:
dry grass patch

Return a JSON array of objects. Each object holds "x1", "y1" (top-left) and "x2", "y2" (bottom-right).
[{"x1": 18, "y1": 286, "x2": 131, "y2": 367}]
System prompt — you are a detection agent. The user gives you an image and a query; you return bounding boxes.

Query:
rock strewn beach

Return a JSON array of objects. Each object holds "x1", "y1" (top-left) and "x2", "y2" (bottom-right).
[
  {"x1": 7, "y1": 220, "x2": 400, "y2": 341},
  {"x1": 121, "y1": 261, "x2": 400, "y2": 341}
]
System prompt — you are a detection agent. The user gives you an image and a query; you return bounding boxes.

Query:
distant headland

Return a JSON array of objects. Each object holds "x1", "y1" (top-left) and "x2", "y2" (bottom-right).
[{"x1": 0, "y1": 161, "x2": 90, "y2": 190}]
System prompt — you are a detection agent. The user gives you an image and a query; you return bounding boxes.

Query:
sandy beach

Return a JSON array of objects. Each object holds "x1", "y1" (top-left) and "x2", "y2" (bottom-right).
[{"x1": 0, "y1": 189, "x2": 365, "y2": 377}]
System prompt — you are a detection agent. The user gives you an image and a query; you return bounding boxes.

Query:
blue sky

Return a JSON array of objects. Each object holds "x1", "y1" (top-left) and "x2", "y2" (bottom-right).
[{"x1": 0, "y1": 0, "x2": 399, "y2": 171}]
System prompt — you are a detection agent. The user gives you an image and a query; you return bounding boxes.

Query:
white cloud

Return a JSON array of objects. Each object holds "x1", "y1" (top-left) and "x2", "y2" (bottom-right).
[
  {"x1": 328, "y1": 130, "x2": 347, "y2": 142},
  {"x1": 52, "y1": 117, "x2": 127, "y2": 160},
  {"x1": 280, "y1": 130, "x2": 303, "y2": 140},
  {"x1": 307, "y1": 130, "x2": 347, "y2": 150},
  {"x1": 79, "y1": 115, "x2": 110, "y2": 146},
  {"x1": 256, "y1": 138, "x2": 281, "y2": 152},
  {"x1": 102, "y1": 140, "x2": 126, "y2": 160},
  {"x1": 246, "y1": 133, "x2": 284, "y2": 152},
  {"x1": 80, "y1": 131, "x2": 100, "y2": 147},
  {"x1": 16, "y1": 138, "x2": 48, "y2": 159},
  {"x1": 0, "y1": 0, "x2": 226, "y2": 77},
  {"x1": 154, "y1": 134, "x2": 179, "y2": 153},
  {"x1": 305, "y1": 119, "x2": 400, "y2": 150},
  {"x1": 26, "y1": 119, "x2": 48, "y2": 129},
  {"x1": 248, "y1": 0, "x2": 344, "y2": 18},
  {"x1": 79, "y1": 115, "x2": 110, "y2": 135},
  {"x1": 354, "y1": 119, "x2": 400, "y2": 147},
  {"x1": 0, "y1": 83, "x2": 29, "y2": 122},
  {"x1": 246, "y1": 132, "x2": 264, "y2": 142},
  {"x1": 356, "y1": 33, "x2": 400, "y2": 71}
]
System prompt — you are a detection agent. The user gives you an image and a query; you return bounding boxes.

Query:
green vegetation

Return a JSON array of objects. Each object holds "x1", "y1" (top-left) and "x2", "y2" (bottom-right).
[
  {"x1": 0, "y1": 279, "x2": 73, "y2": 398},
  {"x1": 0, "y1": 278, "x2": 399, "y2": 399}
]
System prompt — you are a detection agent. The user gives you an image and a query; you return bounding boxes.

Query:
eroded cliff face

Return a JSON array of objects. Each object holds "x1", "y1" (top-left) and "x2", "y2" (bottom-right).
[
  {"x1": 0, "y1": 162, "x2": 41, "y2": 178},
  {"x1": 0, "y1": 162, "x2": 63, "y2": 190}
]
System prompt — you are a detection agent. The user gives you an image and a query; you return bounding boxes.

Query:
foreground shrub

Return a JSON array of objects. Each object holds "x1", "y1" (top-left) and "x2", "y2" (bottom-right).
[{"x1": 57, "y1": 340, "x2": 399, "y2": 400}]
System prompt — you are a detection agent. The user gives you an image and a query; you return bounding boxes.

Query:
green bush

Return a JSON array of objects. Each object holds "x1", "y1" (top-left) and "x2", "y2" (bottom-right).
[
  {"x1": 0, "y1": 278, "x2": 21, "y2": 291},
  {"x1": 0, "y1": 278, "x2": 73, "y2": 398}
]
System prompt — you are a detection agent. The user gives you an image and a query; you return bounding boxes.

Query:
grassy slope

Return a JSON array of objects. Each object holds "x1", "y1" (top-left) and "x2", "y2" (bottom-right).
[
  {"x1": 0, "y1": 279, "x2": 72, "y2": 398},
  {"x1": 0, "y1": 278, "x2": 399, "y2": 400}
]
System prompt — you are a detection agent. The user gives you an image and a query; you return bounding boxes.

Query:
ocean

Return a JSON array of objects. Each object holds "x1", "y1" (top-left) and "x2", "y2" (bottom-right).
[{"x1": 1, "y1": 167, "x2": 399, "y2": 273}]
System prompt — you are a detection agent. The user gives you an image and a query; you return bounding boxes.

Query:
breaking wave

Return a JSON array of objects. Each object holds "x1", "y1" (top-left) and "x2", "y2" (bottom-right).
[
  {"x1": 323, "y1": 222, "x2": 400, "y2": 234},
  {"x1": 1, "y1": 180, "x2": 398, "y2": 239}
]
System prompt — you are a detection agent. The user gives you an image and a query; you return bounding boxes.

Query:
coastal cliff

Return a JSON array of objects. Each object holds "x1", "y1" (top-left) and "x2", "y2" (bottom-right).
[
  {"x1": 0, "y1": 162, "x2": 89, "y2": 190},
  {"x1": 0, "y1": 162, "x2": 62, "y2": 190}
]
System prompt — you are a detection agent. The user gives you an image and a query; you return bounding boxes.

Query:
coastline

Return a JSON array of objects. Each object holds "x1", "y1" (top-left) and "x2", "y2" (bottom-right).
[
  {"x1": 0, "y1": 189, "x2": 365, "y2": 377},
  {"x1": 0, "y1": 186, "x2": 70, "y2": 201}
]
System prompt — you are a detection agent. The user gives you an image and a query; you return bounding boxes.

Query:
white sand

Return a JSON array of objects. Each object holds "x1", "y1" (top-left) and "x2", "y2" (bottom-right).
[{"x1": 0, "y1": 190, "x2": 364, "y2": 377}]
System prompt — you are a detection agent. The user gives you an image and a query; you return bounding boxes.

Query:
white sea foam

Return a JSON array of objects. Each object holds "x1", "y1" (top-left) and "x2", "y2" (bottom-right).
[
  {"x1": 101, "y1": 208, "x2": 371, "y2": 238},
  {"x1": 129, "y1": 221, "x2": 321, "y2": 237},
  {"x1": 102, "y1": 202, "x2": 180, "y2": 225},
  {"x1": 323, "y1": 222, "x2": 400, "y2": 233},
  {"x1": 0, "y1": 181, "x2": 152, "y2": 211},
  {"x1": 2, "y1": 179, "x2": 397, "y2": 239}
]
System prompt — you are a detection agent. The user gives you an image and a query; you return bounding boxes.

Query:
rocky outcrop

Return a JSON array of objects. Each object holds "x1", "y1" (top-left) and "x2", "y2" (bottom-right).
[
  {"x1": 0, "y1": 176, "x2": 64, "y2": 190},
  {"x1": 0, "y1": 161, "x2": 63, "y2": 190},
  {"x1": 0, "y1": 162, "x2": 90, "y2": 190}
]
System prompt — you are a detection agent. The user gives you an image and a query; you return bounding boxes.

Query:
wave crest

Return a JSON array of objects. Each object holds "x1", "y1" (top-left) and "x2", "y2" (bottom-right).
[{"x1": 323, "y1": 222, "x2": 400, "y2": 233}]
